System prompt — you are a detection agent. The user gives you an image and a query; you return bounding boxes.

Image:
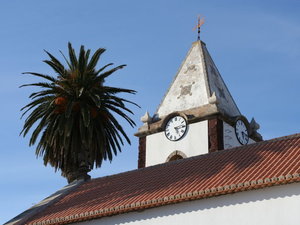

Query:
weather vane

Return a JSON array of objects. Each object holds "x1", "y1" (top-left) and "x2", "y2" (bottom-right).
[{"x1": 193, "y1": 15, "x2": 205, "y2": 41}]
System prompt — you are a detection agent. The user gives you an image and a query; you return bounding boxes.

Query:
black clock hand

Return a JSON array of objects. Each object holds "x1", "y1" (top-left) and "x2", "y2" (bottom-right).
[{"x1": 175, "y1": 125, "x2": 186, "y2": 129}]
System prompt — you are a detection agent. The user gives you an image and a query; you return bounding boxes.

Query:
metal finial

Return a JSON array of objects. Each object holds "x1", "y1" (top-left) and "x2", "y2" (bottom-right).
[{"x1": 193, "y1": 15, "x2": 205, "y2": 41}]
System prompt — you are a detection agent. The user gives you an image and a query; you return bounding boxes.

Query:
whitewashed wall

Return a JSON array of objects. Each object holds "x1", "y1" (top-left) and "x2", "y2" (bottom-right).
[
  {"x1": 75, "y1": 182, "x2": 300, "y2": 225},
  {"x1": 223, "y1": 122, "x2": 255, "y2": 149},
  {"x1": 145, "y1": 121, "x2": 208, "y2": 166}
]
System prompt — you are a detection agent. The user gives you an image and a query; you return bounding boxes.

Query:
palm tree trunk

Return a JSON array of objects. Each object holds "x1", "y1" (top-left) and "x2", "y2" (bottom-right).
[
  {"x1": 65, "y1": 165, "x2": 91, "y2": 183},
  {"x1": 65, "y1": 150, "x2": 91, "y2": 183}
]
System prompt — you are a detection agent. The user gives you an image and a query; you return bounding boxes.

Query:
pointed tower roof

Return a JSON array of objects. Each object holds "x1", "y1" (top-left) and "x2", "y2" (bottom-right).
[{"x1": 155, "y1": 41, "x2": 241, "y2": 119}]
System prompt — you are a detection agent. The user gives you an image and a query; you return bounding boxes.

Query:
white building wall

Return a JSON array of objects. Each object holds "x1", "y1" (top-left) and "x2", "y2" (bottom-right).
[
  {"x1": 145, "y1": 121, "x2": 208, "y2": 167},
  {"x1": 75, "y1": 182, "x2": 300, "y2": 225},
  {"x1": 223, "y1": 121, "x2": 255, "y2": 149}
]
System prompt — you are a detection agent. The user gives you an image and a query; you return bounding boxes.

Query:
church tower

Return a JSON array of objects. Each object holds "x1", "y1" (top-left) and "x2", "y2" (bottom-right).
[{"x1": 135, "y1": 40, "x2": 262, "y2": 168}]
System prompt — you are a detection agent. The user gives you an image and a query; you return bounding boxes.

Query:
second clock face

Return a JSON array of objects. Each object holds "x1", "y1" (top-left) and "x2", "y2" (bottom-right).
[
  {"x1": 235, "y1": 119, "x2": 249, "y2": 145},
  {"x1": 165, "y1": 116, "x2": 187, "y2": 141}
]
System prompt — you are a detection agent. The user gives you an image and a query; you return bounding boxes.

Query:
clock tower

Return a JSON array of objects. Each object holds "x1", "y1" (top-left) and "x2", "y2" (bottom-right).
[{"x1": 135, "y1": 40, "x2": 262, "y2": 168}]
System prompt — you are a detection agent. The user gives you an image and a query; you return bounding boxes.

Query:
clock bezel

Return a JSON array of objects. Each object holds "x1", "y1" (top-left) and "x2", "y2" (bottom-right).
[
  {"x1": 164, "y1": 115, "x2": 188, "y2": 141},
  {"x1": 234, "y1": 118, "x2": 249, "y2": 145}
]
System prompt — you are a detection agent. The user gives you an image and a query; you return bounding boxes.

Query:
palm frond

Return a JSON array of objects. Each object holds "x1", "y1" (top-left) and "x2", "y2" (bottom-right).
[
  {"x1": 22, "y1": 72, "x2": 57, "y2": 83},
  {"x1": 97, "y1": 64, "x2": 126, "y2": 80},
  {"x1": 87, "y1": 48, "x2": 106, "y2": 72},
  {"x1": 68, "y1": 42, "x2": 78, "y2": 70}
]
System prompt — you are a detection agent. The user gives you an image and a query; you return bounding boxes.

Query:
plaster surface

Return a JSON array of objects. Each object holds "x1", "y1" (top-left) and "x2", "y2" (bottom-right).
[
  {"x1": 145, "y1": 121, "x2": 208, "y2": 166},
  {"x1": 156, "y1": 41, "x2": 241, "y2": 119},
  {"x1": 156, "y1": 42, "x2": 209, "y2": 118}
]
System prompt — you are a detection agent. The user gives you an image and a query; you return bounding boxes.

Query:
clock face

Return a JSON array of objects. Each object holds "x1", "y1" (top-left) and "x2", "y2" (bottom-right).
[
  {"x1": 235, "y1": 119, "x2": 249, "y2": 145},
  {"x1": 165, "y1": 116, "x2": 187, "y2": 141}
]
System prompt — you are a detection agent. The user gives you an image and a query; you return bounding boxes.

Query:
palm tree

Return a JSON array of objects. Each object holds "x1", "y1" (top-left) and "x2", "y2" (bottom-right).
[{"x1": 21, "y1": 43, "x2": 138, "y2": 183}]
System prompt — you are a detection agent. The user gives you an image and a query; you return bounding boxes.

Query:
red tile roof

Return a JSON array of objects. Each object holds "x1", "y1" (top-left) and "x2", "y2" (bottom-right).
[{"x1": 23, "y1": 133, "x2": 300, "y2": 225}]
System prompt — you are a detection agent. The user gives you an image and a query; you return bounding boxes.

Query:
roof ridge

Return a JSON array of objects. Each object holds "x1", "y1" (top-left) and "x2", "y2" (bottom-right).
[
  {"x1": 265, "y1": 132, "x2": 300, "y2": 142},
  {"x1": 217, "y1": 132, "x2": 300, "y2": 154}
]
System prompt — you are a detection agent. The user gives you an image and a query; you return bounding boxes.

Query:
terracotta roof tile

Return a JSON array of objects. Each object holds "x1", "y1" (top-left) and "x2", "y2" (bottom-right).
[{"x1": 24, "y1": 133, "x2": 300, "y2": 225}]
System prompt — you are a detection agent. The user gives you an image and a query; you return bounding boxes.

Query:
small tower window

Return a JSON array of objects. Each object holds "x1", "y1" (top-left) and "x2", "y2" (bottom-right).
[
  {"x1": 166, "y1": 150, "x2": 187, "y2": 162},
  {"x1": 169, "y1": 154, "x2": 183, "y2": 161}
]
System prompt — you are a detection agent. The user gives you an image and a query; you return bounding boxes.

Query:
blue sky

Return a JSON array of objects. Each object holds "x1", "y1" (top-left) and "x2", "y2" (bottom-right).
[{"x1": 1, "y1": 0, "x2": 300, "y2": 223}]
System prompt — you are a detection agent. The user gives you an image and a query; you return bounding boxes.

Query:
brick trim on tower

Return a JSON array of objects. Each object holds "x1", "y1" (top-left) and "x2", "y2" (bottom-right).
[
  {"x1": 138, "y1": 136, "x2": 146, "y2": 168},
  {"x1": 208, "y1": 118, "x2": 224, "y2": 152}
]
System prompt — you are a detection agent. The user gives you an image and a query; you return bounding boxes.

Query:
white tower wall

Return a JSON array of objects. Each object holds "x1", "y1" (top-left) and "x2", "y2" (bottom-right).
[{"x1": 146, "y1": 121, "x2": 208, "y2": 166}]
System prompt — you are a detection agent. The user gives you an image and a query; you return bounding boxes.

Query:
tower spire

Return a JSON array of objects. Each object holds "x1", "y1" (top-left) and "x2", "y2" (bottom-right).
[{"x1": 193, "y1": 15, "x2": 205, "y2": 41}]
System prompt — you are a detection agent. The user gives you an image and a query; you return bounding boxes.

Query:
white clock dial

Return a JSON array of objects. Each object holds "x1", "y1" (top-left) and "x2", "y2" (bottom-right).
[
  {"x1": 235, "y1": 119, "x2": 249, "y2": 145},
  {"x1": 165, "y1": 116, "x2": 187, "y2": 141}
]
